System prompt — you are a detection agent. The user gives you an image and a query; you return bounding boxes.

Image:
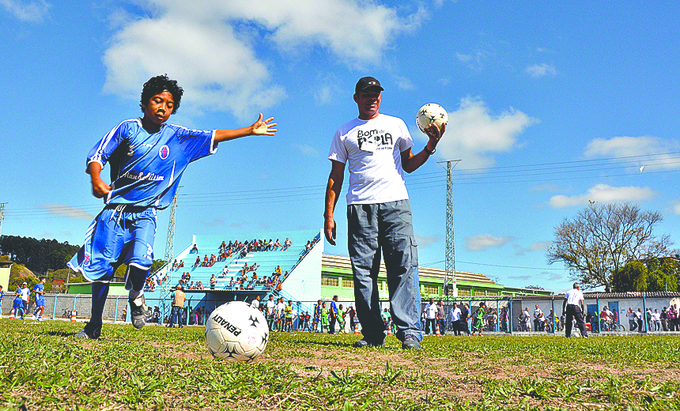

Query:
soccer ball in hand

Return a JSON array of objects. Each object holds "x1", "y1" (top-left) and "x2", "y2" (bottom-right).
[
  {"x1": 205, "y1": 301, "x2": 269, "y2": 362},
  {"x1": 416, "y1": 103, "x2": 448, "y2": 133}
]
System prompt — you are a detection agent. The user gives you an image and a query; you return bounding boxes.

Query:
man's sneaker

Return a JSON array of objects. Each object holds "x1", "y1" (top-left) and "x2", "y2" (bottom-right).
[
  {"x1": 353, "y1": 338, "x2": 385, "y2": 348},
  {"x1": 75, "y1": 323, "x2": 101, "y2": 339},
  {"x1": 129, "y1": 295, "x2": 150, "y2": 329},
  {"x1": 401, "y1": 334, "x2": 422, "y2": 350}
]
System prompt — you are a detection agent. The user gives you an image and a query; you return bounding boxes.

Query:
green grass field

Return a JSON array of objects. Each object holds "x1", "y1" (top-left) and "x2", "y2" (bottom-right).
[{"x1": 1, "y1": 320, "x2": 679, "y2": 410}]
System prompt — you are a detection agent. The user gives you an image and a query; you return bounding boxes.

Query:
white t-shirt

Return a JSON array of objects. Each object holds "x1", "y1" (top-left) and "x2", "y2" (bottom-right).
[
  {"x1": 565, "y1": 288, "x2": 584, "y2": 306},
  {"x1": 266, "y1": 300, "x2": 275, "y2": 315},
  {"x1": 424, "y1": 303, "x2": 437, "y2": 319},
  {"x1": 534, "y1": 308, "x2": 543, "y2": 320},
  {"x1": 328, "y1": 114, "x2": 414, "y2": 205},
  {"x1": 251, "y1": 299, "x2": 260, "y2": 309},
  {"x1": 20, "y1": 287, "x2": 30, "y2": 302},
  {"x1": 450, "y1": 307, "x2": 461, "y2": 321}
]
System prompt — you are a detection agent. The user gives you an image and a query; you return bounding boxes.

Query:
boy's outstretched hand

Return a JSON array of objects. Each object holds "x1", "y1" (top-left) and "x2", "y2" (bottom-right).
[{"x1": 251, "y1": 113, "x2": 277, "y2": 136}]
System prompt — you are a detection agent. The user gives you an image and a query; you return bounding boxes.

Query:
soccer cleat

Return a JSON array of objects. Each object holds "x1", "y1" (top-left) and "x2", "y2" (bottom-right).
[
  {"x1": 75, "y1": 323, "x2": 101, "y2": 339},
  {"x1": 129, "y1": 295, "x2": 150, "y2": 329},
  {"x1": 401, "y1": 334, "x2": 422, "y2": 350},
  {"x1": 353, "y1": 339, "x2": 385, "y2": 348}
]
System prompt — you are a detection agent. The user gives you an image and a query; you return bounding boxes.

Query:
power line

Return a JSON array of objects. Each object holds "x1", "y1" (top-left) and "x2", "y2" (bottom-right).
[
  {"x1": 4, "y1": 151, "x2": 679, "y2": 218},
  {"x1": 424, "y1": 259, "x2": 564, "y2": 271}
]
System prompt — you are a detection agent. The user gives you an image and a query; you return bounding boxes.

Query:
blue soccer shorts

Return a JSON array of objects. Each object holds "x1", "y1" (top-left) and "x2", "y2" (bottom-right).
[{"x1": 69, "y1": 205, "x2": 157, "y2": 283}]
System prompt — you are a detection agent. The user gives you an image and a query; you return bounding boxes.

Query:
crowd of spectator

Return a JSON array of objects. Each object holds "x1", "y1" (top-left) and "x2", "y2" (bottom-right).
[
  {"x1": 604, "y1": 304, "x2": 680, "y2": 332},
  {"x1": 259, "y1": 296, "x2": 355, "y2": 334}
]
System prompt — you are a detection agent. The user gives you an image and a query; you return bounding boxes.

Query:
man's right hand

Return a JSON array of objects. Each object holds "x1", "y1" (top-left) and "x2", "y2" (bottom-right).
[{"x1": 324, "y1": 216, "x2": 336, "y2": 246}]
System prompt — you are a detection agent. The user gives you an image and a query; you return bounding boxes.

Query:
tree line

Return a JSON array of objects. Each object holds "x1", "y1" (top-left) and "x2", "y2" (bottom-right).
[
  {"x1": 1, "y1": 235, "x2": 167, "y2": 293},
  {"x1": 0, "y1": 235, "x2": 80, "y2": 275}
]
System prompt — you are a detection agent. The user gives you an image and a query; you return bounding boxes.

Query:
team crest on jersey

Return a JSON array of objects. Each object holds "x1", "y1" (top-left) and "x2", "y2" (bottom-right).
[{"x1": 159, "y1": 145, "x2": 170, "y2": 160}]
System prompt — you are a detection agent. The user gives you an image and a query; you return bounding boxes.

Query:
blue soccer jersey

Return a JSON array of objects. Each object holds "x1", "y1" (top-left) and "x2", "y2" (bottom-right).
[
  {"x1": 87, "y1": 119, "x2": 216, "y2": 209},
  {"x1": 33, "y1": 283, "x2": 45, "y2": 307},
  {"x1": 69, "y1": 119, "x2": 217, "y2": 281}
]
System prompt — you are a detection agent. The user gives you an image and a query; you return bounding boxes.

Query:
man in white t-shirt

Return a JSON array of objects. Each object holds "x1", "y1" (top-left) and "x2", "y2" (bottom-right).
[
  {"x1": 423, "y1": 298, "x2": 438, "y2": 335},
  {"x1": 275, "y1": 297, "x2": 285, "y2": 332},
  {"x1": 562, "y1": 282, "x2": 588, "y2": 338},
  {"x1": 19, "y1": 282, "x2": 30, "y2": 313},
  {"x1": 450, "y1": 303, "x2": 462, "y2": 336},
  {"x1": 324, "y1": 76, "x2": 445, "y2": 350},
  {"x1": 533, "y1": 305, "x2": 544, "y2": 332},
  {"x1": 266, "y1": 295, "x2": 276, "y2": 330}
]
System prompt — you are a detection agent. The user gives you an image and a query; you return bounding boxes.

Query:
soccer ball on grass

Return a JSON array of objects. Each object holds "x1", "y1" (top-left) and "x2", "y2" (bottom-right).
[
  {"x1": 205, "y1": 301, "x2": 269, "y2": 362},
  {"x1": 416, "y1": 103, "x2": 448, "y2": 133}
]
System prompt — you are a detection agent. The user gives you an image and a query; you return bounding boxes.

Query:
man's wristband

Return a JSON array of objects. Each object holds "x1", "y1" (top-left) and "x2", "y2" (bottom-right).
[{"x1": 424, "y1": 145, "x2": 436, "y2": 155}]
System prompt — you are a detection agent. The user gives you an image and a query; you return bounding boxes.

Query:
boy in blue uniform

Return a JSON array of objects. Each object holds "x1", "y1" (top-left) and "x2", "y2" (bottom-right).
[
  {"x1": 32, "y1": 277, "x2": 46, "y2": 320},
  {"x1": 12, "y1": 291, "x2": 25, "y2": 320},
  {"x1": 69, "y1": 75, "x2": 277, "y2": 339}
]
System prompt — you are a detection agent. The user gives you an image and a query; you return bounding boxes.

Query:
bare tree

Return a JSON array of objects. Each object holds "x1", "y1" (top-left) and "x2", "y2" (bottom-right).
[{"x1": 547, "y1": 202, "x2": 672, "y2": 292}]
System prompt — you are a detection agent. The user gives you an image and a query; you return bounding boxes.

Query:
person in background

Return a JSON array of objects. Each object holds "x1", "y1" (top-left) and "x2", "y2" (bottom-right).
[
  {"x1": 562, "y1": 282, "x2": 587, "y2": 338},
  {"x1": 436, "y1": 300, "x2": 446, "y2": 335},
  {"x1": 168, "y1": 284, "x2": 185, "y2": 328},
  {"x1": 31, "y1": 277, "x2": 47, "y2": 321},
  {"x1": 423, "y1": 298, "x2": 438, "y2": 336}
]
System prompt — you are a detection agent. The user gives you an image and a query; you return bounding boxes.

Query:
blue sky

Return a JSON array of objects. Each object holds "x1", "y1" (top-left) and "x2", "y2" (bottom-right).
[{"x1": 1, "y1": 1, "x2": 679, "y2": 293}]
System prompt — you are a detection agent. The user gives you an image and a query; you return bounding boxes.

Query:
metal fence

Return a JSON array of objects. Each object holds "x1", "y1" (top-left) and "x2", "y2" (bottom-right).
[
  {"x1": 3, "y1": 293, "x2": 678, "y2": 334},
  {"x1": 2, "y1": 294, "x2": 128, "y2": 323}
]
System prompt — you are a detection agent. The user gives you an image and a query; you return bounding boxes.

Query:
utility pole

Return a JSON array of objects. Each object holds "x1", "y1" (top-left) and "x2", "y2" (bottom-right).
[
  {"x1": 438, "y1": 160, "x2": 461, "y2": 298},
  {"x1": 164, "y1": 188, "x2": 181, "y2": 264},
  {"x1": 0, "y1": 202, "x2": 7, "y2": 239}
]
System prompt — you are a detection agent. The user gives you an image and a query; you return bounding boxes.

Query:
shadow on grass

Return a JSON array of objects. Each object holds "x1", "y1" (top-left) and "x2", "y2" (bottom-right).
[
  {"x1": 47, "y1": 330, "x2": 78, "y2": 337},
  {"x1": 281, "y1": 337, "x2": 398, "y2": 350}
]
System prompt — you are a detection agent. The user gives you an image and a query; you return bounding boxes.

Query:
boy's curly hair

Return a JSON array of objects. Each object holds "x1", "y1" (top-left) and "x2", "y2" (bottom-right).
[{"x1": 140, "y1": 74, "x2": 183, "y2": 114}]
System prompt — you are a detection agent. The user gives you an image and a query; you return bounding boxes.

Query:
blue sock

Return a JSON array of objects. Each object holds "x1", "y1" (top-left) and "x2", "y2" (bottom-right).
[{"x1": 90, "y1": 282, "x2": 110, "y2": 328}]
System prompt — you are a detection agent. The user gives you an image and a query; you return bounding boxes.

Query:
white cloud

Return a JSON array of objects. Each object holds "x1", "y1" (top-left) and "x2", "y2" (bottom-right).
[
  {"x1": 0, "y1": 0, "x2": 50, "y2": 22},
  {"x1": 529, "y1": 241, "x2": 551, "y2": 251},
  {"x1": 416, "y1": 233, "x2": 439, "y2": 248},
  {"x1": 525, "y1": 63, "x2": 556, "y2": 78},
  {"x1": 584, "y1": 136, "x2": 680, "y2": 170},
  {"x1": 671, "y1": 200, "x2": 680, "y2": 216},
  {"x1": 103, "y1": 1, "x2": 422, "y2": 117},
  {"x1": 546, "y1": 273, "x2": 565, "y2": 282},
  {"x1": 312, "y1": 73, "x2": 343, "y2": 105},
  {"x1": 514, "y1": 241, "x2": 550, "y2": 256},
  {"x1": 418, "y1": 97, "x2": 537, "y2": 168},
  {"x1": 548, "y1": 184, "x2": 656, "y2": 208},
  {"x1": 464, "y1": 234, "x2": 513, "y2": 251},
  {"x1": 41, "y1": 204, "x2": 93, "y2": 220},
  {"x1": 394, "y1": 75, "x2": 415, "y2": 91},
  {"x1": 296, "y1": 144, "x2": 319, "y2": 157},
  {"x1": 455, "y1": 51, "x2": 490, "y2": 72}
]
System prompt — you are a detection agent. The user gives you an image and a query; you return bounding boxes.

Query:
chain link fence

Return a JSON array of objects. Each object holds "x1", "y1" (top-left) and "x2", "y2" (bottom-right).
[{"x1": 3, "y1": 293, "x2": 679, "y2": 334}]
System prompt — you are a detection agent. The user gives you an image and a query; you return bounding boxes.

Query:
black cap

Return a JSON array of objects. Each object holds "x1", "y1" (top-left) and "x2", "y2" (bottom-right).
[{"x1": 355, "y1": 76, "x2": 384, "y2": 93}]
